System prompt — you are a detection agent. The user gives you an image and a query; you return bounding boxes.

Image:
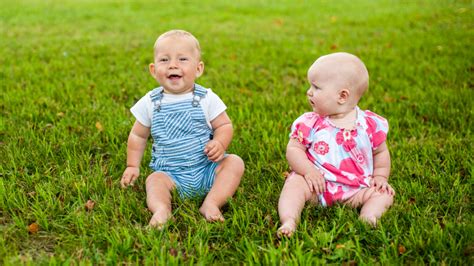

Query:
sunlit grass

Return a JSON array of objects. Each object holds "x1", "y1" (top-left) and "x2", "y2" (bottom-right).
[{"x1": 1, "y1": 0, "x2": 473, "y2": 264}]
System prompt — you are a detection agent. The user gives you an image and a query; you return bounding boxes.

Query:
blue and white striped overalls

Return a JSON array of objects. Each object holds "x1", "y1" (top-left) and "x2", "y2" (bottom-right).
[{"x1": 149, "y1": 84, "x2": 219, "y2": 198}]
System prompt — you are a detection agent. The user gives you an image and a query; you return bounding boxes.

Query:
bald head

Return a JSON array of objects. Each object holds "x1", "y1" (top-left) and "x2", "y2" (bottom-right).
[
  {"x1": 153, "y1": 29, "x2": 202, "y2": 60},
  {"x1": 308, "y1": 52, "x2": 369, "y2": 99}
]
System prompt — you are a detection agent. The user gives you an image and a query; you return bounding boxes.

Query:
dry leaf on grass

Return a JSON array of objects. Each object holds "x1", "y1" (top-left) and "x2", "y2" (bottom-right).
[
  {"x1": 342, "y1": 260, "x2": 357, "y2": 266},
  {"x1": 95, "y1": 122, "x2": 104, "y2": 132},
  {"x1": 85, "y1": 200, "x2": 95, "y2": 211},
  {"x1": 398, "y1": 244, "x2": 406, "y2": 255},
  {"x1": 28, "y1": 222, "x2": 39, "y2": 234}
]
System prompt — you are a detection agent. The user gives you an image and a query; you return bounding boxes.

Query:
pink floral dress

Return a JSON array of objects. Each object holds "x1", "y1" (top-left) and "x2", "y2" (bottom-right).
[{"x1": 289, "y1": 106, "x2": 389, "y2": 206}]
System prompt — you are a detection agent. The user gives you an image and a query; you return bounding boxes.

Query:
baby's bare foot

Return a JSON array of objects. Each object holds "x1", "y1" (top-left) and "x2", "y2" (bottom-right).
[
  {"x1": 360, "y1": 215, "x2": 377, "y2": 227},
  {"x1": 277, "y1": 220, "x2": 297, "y2": 238},
  {"x1": 199, "y1": 203, "x2": 224, "y2": 222},
  {"x1": 149, "y1": 211, "x2": 171, "y2": 229}
]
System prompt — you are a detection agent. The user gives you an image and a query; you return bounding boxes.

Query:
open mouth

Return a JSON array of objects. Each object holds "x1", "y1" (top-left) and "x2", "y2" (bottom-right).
[{"x1": 167, "y1": 74, "x2": 182, "y2": 80}]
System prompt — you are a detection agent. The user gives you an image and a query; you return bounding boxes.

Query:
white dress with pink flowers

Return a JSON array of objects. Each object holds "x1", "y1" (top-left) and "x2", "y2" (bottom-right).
[{"x1": 289, "y1": 106, "x2": 389, "y2": 206}]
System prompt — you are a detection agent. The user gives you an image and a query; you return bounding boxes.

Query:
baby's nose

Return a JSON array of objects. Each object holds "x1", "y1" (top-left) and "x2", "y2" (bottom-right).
[
  {"x1": 169, "y1": 59, "x2": 178, "y2": 68},
  {"x1": 306, "y1": 89, "x2": 312, "y2": 97}
]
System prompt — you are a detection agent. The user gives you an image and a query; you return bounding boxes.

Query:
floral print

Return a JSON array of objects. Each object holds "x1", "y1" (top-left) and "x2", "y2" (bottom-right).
[
  {"x1": 313, "y1": 141, "x2": 329, "y2": 155},
  {"x1": 336, "y1": 129, "x2": 358, "y2": 152},
  {"x1": 289, "y1": 107, "x2": 388, "y2": 206}
]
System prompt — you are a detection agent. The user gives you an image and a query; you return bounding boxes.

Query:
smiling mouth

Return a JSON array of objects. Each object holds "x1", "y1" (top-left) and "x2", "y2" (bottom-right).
[{"x1": 168, "y1": 74, "x2": 182, "y2": 79}]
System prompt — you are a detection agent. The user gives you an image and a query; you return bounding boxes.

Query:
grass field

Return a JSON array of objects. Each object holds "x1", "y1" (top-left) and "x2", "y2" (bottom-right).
[{"x1": 1, "y1": 0, "x2": 473, "y2": 264}]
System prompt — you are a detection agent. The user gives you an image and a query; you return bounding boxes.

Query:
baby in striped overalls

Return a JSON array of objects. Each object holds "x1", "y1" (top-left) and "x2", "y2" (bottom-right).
[{"x1": 120, "y1": 30, "x2": 244, "y2": 227}]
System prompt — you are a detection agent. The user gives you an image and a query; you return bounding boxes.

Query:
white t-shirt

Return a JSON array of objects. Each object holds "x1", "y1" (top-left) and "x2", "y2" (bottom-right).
[{"x1": 130, "y1": 88, "x2": 227, "y2": 129}]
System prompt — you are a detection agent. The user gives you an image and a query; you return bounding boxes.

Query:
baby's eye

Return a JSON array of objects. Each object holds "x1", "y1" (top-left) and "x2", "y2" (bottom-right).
[
  {"x1": 159, "y1": 58, "x2": 168, "y2": 62},
  {"x1": 179, "y1": 57, "x2": 189, "y2": 61}
]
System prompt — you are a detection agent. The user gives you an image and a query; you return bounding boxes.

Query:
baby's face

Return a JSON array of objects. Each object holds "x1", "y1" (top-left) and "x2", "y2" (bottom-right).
[
  {"x1": 306, "y1": 63, "x2": 343, "y2": 116},
  {"x1": 150, "y1": 36, "x2": 203, "y2": 94},
  {"x1": 305, "y1": 53, "x2": 369, "y2": 116}
]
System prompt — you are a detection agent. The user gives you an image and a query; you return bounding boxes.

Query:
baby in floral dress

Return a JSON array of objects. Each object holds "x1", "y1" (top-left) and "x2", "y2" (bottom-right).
[{"x1": 277, "y1": 52, "x2": 395, "y2": 237}]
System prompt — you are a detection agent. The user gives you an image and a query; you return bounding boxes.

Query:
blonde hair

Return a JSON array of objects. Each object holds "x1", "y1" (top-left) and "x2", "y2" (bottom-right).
[{"x1": 153, "y1": 29, "x2": 201, "y2": 59}]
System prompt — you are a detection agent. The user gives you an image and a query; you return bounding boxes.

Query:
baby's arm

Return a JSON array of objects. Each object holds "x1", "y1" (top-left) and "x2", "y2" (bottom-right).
[
  {"x1": 205, "y1": 112, "x2": 232, "y2": 162},
  {"x1": 371, "y1": 141, "x2": 395, "y2": 195},
  {"x1": 120, "y1": 121, "x2": 150, "y2": 188},
  {"x1": 287, "y1": 139, "x2": 325, "y2": 194}
]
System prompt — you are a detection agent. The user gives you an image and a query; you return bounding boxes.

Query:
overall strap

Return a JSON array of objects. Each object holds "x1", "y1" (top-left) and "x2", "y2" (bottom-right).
[
  {"x1": 193, "y1": 84, "x2": 207, "y2": 97},
  {"x1": 150, "y1": 87, "x2": 164, "y2": 111},
  {"x1": 151, "y1": 85, "x2": 207, "y2": 111},
  {"x1": 192, "y1": 84, "x2": 208, "y2": 107}
]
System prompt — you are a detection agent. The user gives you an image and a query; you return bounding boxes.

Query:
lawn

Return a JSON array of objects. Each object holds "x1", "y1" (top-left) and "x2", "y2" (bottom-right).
[{"x1": 1, "y1": 0, "x2": 473, "y2": 264}]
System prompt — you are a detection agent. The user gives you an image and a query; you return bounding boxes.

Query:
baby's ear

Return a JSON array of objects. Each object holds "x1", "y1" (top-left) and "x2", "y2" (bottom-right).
[
  {"x1": 196, "y1": 61, "x2": 205, "y2": 78},
  {"x1": 338, "y1": 89, "x2": 350, "y2": 104},
  {"x1": 149, "y1": 63, "x2": 157, "y2": 78}
]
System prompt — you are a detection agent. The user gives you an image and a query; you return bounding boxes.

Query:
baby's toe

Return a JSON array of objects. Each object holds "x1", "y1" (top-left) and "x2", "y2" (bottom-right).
[
  {"x1": 148, "y1": 212, "x2": 171, "y2": 229},
  {"x1": 207, "y1": 214, "x2": 225, "y2": 222},
  {"x1": 148, "y1": 220, "x2": 165, "y2": 230},
  {"x1": 277, "y1": 225, "x2": 294, "y2": 238}
]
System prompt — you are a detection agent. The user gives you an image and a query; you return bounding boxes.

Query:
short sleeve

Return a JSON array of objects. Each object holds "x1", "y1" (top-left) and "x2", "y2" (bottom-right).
[
  {"x1": 130, "y1": 92, "x2": 153, "y2": 127},
  {"x1": 289, "y1": 112, "x2": 319, "y2": 147},
  {"x1": 205, "y1": 89, "x2": 227, "y2": 121},
  {"x1": 364, "y1": 111, "x2": 389, "y2": 149}
]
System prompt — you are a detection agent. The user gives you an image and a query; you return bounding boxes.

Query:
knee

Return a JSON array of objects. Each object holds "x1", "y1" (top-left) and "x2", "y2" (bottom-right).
[
  {"x1": 367, "y1": 189, "x2": 395, "y2": 208},
  {"x1": 225, "y1": 154, "x2": 245, "y2": 175},
  {"x1": 145, "y1": 173, "x2": 159, "y2": 186},
  {"x1": 360, "y1": 193, "x2": 394, "y2": 221},
  {"x1": 282, "y1": 175, "x2": 314, "y2": 202},
  {"x1": 145, "y1": 172, "x2": 172, "y2": 187},
  {"x1": 381, "y1": 192, "x2": 395, "y2": 207},
  {"x1": 374, "y1": 192, "x2": 395, "y2": 209}
]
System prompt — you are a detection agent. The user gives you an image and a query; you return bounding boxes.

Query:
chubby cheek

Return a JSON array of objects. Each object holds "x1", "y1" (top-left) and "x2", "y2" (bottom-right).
[
  {"x1": 154, "y1": 73, "x2": 168, "y2": 83},
  {"x1": 158, "y1": 71, "x2": 170, "y2": 79},
  {"x1": 150, "y1": 67, "x2": 161, "y2": 77}
]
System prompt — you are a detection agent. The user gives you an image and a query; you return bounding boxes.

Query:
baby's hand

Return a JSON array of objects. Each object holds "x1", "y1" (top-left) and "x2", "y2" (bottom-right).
[
  {"x1": 371, "y1": 175, "x2": 395, "y2": 195},
  {"x1": 204, "y1": 140, "x2": 225, "y2": 162},
  {"x1": 304, "y1": 170, "x2": 326, "y2": 195},
  {"x1": 120, "y1": 167, "x2": 140, "y2": 188}
]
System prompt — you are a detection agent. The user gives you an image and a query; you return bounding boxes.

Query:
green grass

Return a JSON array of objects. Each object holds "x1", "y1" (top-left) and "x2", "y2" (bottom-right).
[{"x1": 1, "y1": 0, "x2": 473, "y2": 264}]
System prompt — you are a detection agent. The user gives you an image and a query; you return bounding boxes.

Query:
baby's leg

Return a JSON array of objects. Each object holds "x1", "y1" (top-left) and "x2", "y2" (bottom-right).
[
  {"x1": 277, "y1": 173, "x2": 317, "y2": 237},
  {"x1": 360, "y1": 191, "x2": 393, "y2": 226},
  {"x1": 145, "y1": 172, "x2": 176, "y2": 228},
  {"x1": 346, "y1": 187, "x2": 394, "y2": 226},
  {"x1": 200, "y1": 154, "x2": 244, "y2": 222}
]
